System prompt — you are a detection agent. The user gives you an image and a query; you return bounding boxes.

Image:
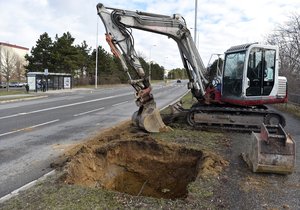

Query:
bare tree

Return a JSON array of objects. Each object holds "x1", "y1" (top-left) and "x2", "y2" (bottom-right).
[
  {"x1": 0, "y1": 47, "x2": 2, "y2": 83},
  {"x1": 15, "y1": 56, "x2": 24, "y2": 82},
  {"x1": 0, "y1": 46, "x2": 17, "y2": 91},
  {"x1": 266, "y1": 13, "x2": 300, "y2": 93}
]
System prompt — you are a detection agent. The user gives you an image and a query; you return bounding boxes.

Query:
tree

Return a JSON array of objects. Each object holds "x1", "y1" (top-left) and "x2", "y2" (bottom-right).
[
  {"x1": 138, "y1": 56, "x2": 150, "y2": 78},
  {"x1": 266, "y1": 13, "x2": 300, "y2": 93},
  {"x1": 91, "y1": 46, "x2": 116, "y2": 84},
  {"x1": 73, "y1": 41, "x2": 93, "y2": 85},
  {"x1": 207, "y1": 58, "x2": 223, "y2": 81},
  {"x1": 15, "y1": 57, "x2": 24, "y2": 81},
  {"x1": 167, "y1": 68, "x2": 188, "y2": 79},
  {"x1": 0, "y1": 46, "x2": 17, "y2": 91},
  {"x1": 25, "y1": 32, "x2": 53, "y2": 73},
  {"x1": 149, "y1": 63, "x2": 164, "y2": 80},
  {"x1": 52, "y1": 32, "x2": 79, "y2": 74}
]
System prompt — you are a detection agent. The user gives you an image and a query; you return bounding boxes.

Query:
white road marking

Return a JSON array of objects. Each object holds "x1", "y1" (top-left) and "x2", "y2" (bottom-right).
[
  {"x1": 112, "y1": 101, "x2": 129, "y2": 107},
  {"x1": 0, "y1": 170, "x2": 56, "y2": 203},
  {"x1": 0, "y1": 92, "x2": 131, "y2": 120},
  {"x1": 0, "y1": 119, "x2": 60, "y2": 137},
  {"x1": 73, "y1": 107, "x2": 105, "y2": 117},
  {"x1": 0, "y1": 112, "x2": 29, "y2": 120}
]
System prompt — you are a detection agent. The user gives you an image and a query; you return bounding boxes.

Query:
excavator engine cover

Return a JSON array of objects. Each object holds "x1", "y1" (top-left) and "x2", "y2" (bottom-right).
[
  {"x1": 243, "y1": 124, "x2": 296, "y2": 174},
  {"x1": 132, "y1": 102, "x2": 170, "y2": 133}
]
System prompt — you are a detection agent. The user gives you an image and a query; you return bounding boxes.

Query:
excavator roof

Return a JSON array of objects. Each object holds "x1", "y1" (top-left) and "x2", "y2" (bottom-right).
[{"x1": 225, "y1": 42, "x2": 258, "y2": 53}]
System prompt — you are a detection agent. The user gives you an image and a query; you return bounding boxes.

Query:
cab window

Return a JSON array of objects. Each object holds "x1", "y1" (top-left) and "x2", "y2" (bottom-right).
[
  {"x1": 222, "y1": 51, "x2": 245, "y2": 97},
  {"x1": 246, "y1": 48, "x2": 275, "y2": 96}
]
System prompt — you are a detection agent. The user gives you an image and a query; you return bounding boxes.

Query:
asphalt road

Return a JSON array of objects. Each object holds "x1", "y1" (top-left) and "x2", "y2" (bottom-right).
[{"x1": 0, "y1": 81, "x2": 188, "y2": 197}]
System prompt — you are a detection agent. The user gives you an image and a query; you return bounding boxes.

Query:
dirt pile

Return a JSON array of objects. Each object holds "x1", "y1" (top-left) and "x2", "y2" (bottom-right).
[{"x1": 61, "y1": 122, "x2": 228, "y2": 199}]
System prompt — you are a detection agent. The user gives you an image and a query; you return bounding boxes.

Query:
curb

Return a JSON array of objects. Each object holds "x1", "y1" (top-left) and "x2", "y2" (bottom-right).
[
  {"x1": 0, "y1": 170, "x2": 56, "y2": 204},
  {"x1": 0, "y1": 95, "x2": 48, "y2": 104}
]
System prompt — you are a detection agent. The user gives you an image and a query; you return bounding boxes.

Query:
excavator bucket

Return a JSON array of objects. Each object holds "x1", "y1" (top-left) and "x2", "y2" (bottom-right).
[
  {"x1": 242, "y1": 124, "x2": 296, "y2": 174},
  {"x1": 132, "y1": 102, "x2": 170, "y2": 133}
]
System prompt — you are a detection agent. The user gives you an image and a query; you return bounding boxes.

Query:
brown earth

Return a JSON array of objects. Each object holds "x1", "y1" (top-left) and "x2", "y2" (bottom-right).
[
  {"x1": 1, "y1": 115, "x2": 299, "y2": 209},
  {"x1": 59, "y1": 121, "x2": 228, "y2": 200},
  {"x1": 1, "y1": 94, "x2": 299, "y2": 209}
]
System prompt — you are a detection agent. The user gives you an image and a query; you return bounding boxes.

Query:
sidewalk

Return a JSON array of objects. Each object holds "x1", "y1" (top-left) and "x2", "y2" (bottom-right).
[
  {"x1": 0, "y1": 87, "x2": 110, "y2": 103},
  {"x1": 0, "y1": 89, "x2": 78, "y2": 103},
  {"x1": 0, "y1": 93, "x2": 48, "y2": 103}
]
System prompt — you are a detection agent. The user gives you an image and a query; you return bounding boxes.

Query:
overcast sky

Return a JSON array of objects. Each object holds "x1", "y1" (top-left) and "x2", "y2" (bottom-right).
[{"x1": 0, "y1": 0, "x2": 299, "y2": 70}]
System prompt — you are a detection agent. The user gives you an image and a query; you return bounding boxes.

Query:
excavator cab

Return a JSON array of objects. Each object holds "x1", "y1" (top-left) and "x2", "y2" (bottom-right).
[{"x1": 221, "y1": 43, "x2": 287, "y2": 107}]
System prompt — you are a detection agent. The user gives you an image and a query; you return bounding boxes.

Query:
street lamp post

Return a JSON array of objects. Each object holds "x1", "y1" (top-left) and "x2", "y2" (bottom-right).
[
  {"x1": 95, "y1": 17, "x2": 99, "y2": 89},
  {"x1": 163, "y1": 56, "x2": 168, "y2": 84},
  {"x1": 194, "y1": 0, "x2": 198, "y2": 44},
  {"x1": 149, "y1": 61, "x2": 153, "y2": 82},
  {"x1": 149, "y1": 44, "x2": 156, "y2": 82}
]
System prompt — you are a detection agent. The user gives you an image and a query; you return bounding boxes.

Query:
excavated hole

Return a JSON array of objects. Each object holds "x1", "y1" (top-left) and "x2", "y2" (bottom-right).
[{"x1": 65, "y1": 140, "x2": 203, "y2": 199}]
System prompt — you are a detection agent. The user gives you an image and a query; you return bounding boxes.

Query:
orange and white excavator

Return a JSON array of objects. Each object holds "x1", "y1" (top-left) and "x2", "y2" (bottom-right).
[{"x1": 96, "y1": 3, "x2": 295, "y2": 174}]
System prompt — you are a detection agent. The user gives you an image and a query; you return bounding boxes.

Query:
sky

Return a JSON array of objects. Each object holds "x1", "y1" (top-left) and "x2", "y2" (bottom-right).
[{"x1": 0, "y1": 0, "x2": 299, "y2": 70}]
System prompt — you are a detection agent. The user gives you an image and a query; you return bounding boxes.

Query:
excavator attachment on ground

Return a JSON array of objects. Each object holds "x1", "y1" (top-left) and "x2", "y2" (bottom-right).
[
  {"x1": 132, "y1": 100, "x2": 169, "y2": 133},
  {"x1": 242, "y1": 123, "x2": 296, "y2": 174}
]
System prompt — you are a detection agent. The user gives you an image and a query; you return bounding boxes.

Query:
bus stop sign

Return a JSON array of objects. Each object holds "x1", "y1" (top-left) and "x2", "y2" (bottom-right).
[{"x1": 44, "y1": 69, "x2": 48, "y2": 76}]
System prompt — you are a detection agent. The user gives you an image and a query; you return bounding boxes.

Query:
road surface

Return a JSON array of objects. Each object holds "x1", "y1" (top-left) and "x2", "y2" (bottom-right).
[{"x1": 0, "y1": 81, "x2": 188, "y2": 197}]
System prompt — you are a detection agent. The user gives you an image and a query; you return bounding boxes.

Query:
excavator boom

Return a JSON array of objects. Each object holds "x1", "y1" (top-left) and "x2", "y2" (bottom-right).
[
  {"x1": 96, "y1": 3, "x2": 210, "y2": 100},
  {"x1": 96, "y1": 3, "x2": 210, "y2": 132}
]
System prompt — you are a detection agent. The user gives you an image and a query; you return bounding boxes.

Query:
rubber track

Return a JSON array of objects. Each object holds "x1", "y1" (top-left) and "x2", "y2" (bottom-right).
[{"x1": 186, "y1": 106, "x2": 285, "y2": 132}]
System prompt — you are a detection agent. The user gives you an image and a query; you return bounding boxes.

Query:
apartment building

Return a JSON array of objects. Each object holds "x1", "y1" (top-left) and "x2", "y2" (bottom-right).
[{"x1": 0, "y1": 42, "x2": 29, "y2": 82}]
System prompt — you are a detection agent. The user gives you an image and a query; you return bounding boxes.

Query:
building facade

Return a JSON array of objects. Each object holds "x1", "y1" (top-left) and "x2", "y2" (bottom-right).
[{"x1": 0, "y1": 42, "x2": 29, "y2": 83}]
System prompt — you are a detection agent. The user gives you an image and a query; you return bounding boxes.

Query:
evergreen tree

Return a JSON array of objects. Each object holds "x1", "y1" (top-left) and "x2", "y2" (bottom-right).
[
  {"x1": 138, "y1": 57, "x2": 149, "y2": 77},
  {"x1": 25, "y1": 32, "x2": 53, "y2": 73},
  {"x1": 167, "y1": 68, "x2": 187, "y2": 79},
  {"x1": 52, "y1": 32, "x2": 79, "y2": 74},
  {"x1": 74, "y1": 41, "x2": 93, "y2": 85},
  {"x1": 151, "y1": 63, "x2": 164, "y2": 80},
  {"x1": 207, "y1": 58, "x2": 223, "y2": 81}
]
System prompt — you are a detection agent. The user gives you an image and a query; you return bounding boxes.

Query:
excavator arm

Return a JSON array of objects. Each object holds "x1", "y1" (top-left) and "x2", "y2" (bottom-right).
[
  {"x1": 96, "y1": 3, "x2": 212, "y2": 132},
  {"x1": 97, "y1": 3, "x2": 209, "y2": 99}
]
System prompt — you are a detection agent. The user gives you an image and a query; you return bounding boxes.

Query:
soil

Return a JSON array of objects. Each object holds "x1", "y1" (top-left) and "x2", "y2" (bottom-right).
[
  {"x1": 1, "y1": 106, "x2": 299, "y2": 209},
  {"x1": 61, "y1": 122, "x2": 228, "y2": 200}
]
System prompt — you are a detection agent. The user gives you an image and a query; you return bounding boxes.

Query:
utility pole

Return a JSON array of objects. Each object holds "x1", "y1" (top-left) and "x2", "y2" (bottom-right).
[
  {"x1": 95, "y1": 18, "x2": 99, "y2": 89},
  {"x1": 0, "y1": 46, "x2": 2, "y2": 83},
  {"x1": 149, "y1": 44, "x2": 156, "y2": 82},
  {"x1": 194, "y1": 0, "x2": 198, "y2": 44},
  {"x1": 163, "y1": 56, "x2": 168, "y2": 83}
]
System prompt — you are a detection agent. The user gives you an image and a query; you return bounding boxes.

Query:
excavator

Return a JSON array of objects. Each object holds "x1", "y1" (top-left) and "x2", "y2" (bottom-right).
[{"x1": 96, "y1": 4, "x2": 295, "y2": 174}]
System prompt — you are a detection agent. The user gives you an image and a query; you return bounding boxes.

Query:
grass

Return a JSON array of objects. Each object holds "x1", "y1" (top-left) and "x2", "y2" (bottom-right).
[
  {"x1": 160, "y1": 91, "x2": 197, "y2": 115},
  {"x1": 151, "y1": 127, "x2": 225, "y2": 152},
  {"x1": 0, "y1": 89, "x2": 27, "y2": 96},
  {"x1": 273, "y1": 102, "x2": 300, "y2": 119},
  {"x1": 180, "y1": 91, "x2": 198, "y2": 109},
  {"x1": 0, "y1": 174, "x2": 121, "y2": 210},
  {"x1": 0, "y1": 162, "x2": 222, "y2": 210}
]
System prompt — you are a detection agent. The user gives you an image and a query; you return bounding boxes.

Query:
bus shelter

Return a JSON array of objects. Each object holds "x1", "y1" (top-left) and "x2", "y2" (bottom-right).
[{"x1": 27, "y1": 72, "x2": 72, "y2": 92}]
